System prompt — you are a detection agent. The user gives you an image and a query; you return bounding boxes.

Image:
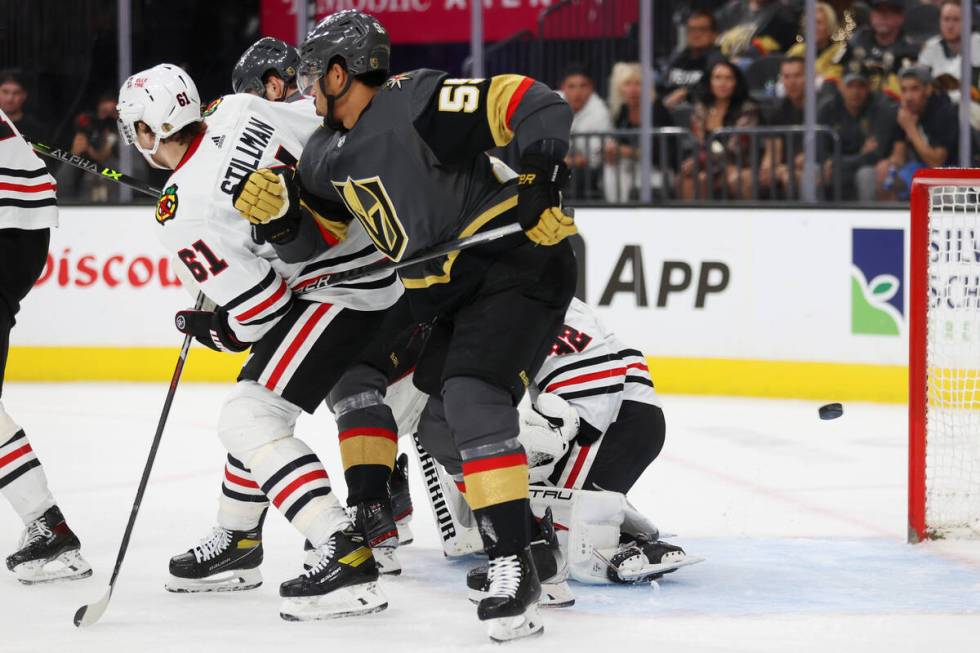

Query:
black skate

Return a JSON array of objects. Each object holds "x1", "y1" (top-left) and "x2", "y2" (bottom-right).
[
  {"x1": 467, "y1": 508, "x2": 574, "y2": 607},
  {"x1": 352, "y1": 498, "x2": 401, "y2": 575},
  {"x1": 605, "y1": 536, "x2": 701, "y2": 584},
  {"x1": 280, "y1": 529, "x2": 387, "y2": 621},
  {"x1": 389, "y1": 453, "x2": 414, "y2": 545},
  {"x1": 477, "y1": 548, "x2": 544, "y2": 642},
  {"x1": 166, "y1": 525, "x2": 263, "y2": 593},
  {"x1": 6, "y1": 505, "x2": 92, "y2": 585}
]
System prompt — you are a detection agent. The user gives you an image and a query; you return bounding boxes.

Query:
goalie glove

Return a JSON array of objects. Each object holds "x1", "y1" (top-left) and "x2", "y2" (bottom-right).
[
  {"x1": 175, "y1": 308, "x2": 249, "y2": 353},
  {"x1": 518, "y1": 139, "x2": 576, "y2": 246},
  {"x1": 519, "y1": 393, "x2": 580, "y2": 483}
]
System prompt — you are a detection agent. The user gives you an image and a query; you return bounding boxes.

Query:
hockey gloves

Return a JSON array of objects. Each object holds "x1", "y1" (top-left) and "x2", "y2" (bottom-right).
[
  {"x1": 518, "y1": 140, "x2": 576, "y2": 246},
  {"x1": 175, "y1": 308, "x2": 249, "y2": 353},
  {"x1": 233, "y1": 168, "x2": 348, "y2": 247}
]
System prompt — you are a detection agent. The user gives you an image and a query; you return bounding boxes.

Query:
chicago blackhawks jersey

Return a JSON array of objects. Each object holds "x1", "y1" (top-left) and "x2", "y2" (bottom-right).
[
  {"x1": 0, "y1": 108, "x2": 57, "y2": 230},
  {"x1": 534, "y1": 298, "x2": 660, "y2": 438},
  {"x1": 155, "y1": 93, "x2": 401, "y2": 343},
  {"x1": 295, "y1": 69, "x2": 570, "y2": 295}
]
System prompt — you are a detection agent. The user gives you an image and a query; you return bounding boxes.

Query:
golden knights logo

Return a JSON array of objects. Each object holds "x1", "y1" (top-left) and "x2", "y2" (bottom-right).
[
  {"x1": 332, "y1": 176, "x2": 407, "y2": 261},
  {"x1": 156, "y1": 184, "x2": 178, "y2": 225}
]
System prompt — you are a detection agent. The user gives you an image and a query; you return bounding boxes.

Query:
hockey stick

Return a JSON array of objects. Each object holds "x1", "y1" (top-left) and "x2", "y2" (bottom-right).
[
  {"x1": 30, "y1": 141, "x2": 161, "y2": 198},
  {"x1": 73, "y1": 292, "x2": 204, "y2": 628},
  {"x1": 327, "y1": 207, "x2": 577, "y2": 285}
]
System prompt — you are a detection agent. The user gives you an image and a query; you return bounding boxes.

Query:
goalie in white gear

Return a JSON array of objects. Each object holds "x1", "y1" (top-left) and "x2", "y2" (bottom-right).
[{"x1": 117, "y1": 63, "x2": 403, "y2": 620}]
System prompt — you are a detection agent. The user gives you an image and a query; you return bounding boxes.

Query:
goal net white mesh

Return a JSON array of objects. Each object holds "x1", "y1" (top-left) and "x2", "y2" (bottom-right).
[{"x1": 925, "y1": 185, "x2": 980, "y2": 538}]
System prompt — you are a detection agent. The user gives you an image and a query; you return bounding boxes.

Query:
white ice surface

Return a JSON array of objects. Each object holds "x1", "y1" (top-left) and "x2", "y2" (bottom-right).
[{"x1": 1, "y1": 384, "x2": 979, "y2": 652}]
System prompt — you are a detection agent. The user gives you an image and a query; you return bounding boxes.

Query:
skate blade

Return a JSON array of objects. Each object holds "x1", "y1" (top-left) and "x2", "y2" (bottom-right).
[
  {"x1": 15, "y1": 549, "x2": 93, "y2": 585},
  {"x1": 469, "y1": 580, "x2": 575, "y2": 608},
  {"x1": 373, "y1": 547, "x2": 402, "y2": 576},
  {"x1": 396, "y1": 520, "x2": 414, "y2": 546},
  {"x1": 280, "y1": 581, "x2": 388, "y2": 621},
  {"x1": 165, "y1": 567, "x2": 262, "y2": 593},
  {"x1": 486, "y1": 603, "x2": 544, "y2": 643}
]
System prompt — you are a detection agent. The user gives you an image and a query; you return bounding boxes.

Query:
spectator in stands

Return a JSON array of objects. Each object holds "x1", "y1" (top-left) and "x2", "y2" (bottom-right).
[
  {"x1": 918, "y1": 0, "x2": 980, "y2": 127},
  {"x1": 817, "y1": 62, "x2": 897, "y2": 201},
  {"x1": 875, "y1": 65, "x2": 958, "y2": 200},
  {"x1": 756, "y1": 56, "x2": 805, "y2": 198},
  {"x1": 559, "y1": 65, "x2": 612, "y2": 200},
  {"x1": 677, "y1": 59, "x2": 760, "y2": 199},
  {"x1": 785, "y1": 2, "x2": 844, "y2": 93},
  {"x1": 602, "y1": 63, "x2": 674, "y2": 202},
  {"x1": 843, "y1": 0, "x2": 920, "y2": 100},
  {"x1": 0, "y1": 71, "x2": 45, "y2": 138},
  {"x1": 716, "y1": 0, "x2": 800, "y2": 65},
  {"x1": 661, "y1": 10, "x2": 725, "y2": 109},
  {"x1": 58, "y1": 94, "x2": 120, "y2": 202}
]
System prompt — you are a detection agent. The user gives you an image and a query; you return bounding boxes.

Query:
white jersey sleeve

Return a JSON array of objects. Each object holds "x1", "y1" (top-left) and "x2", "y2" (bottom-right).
[
  {"x1": 0, "y1": 108, "x2": 58, "y2": 230},
  {"x1": 533, "y1": 298, "x2": 659, "y2": 436}
]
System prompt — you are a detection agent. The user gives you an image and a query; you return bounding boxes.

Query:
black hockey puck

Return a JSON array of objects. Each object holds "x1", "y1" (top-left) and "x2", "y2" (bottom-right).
[{"x1": 819, "y1": 403, "x2": 843, "y2": 420}]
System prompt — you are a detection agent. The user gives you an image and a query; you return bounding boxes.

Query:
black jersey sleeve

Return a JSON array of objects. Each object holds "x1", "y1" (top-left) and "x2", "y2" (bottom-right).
[{"x1": 412, "y1": 72, "x2": 572, "y2": 166}]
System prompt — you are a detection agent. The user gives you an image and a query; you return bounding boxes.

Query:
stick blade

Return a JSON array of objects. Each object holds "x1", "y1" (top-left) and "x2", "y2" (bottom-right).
[{"x1": 74, "y1": 588, "x2": 111, "y2": 627}]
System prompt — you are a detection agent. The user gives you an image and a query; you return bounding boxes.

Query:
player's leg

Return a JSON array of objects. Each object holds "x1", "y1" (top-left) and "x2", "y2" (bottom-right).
[{"x1": 0, "y1": 227, "x2": 91, "y2": 584}]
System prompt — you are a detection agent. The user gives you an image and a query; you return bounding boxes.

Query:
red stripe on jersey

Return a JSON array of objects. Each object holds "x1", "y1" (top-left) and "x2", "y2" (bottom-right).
[
  {"x1": 174, "y1": 129, "x2": 205, "y2": 171},
  {"x1": 272, "y1": 469, "x2": 328, "y2": 508},
  {"x1": 225, "y1": 467, "x2": 259, "y2": 489},
  {"x1": 0, "y1": 181, "x2": 56, "y2": 193},
  {"x1": 505, "y1": 77, "x2": 535, "y2": 129},
  {"x1": 263, "y1": 303, "x2": 331, "y2": 390},
  {"x1": 0, "y1": 443, "x2": 32, "y2": 469},
  {"x1": 563, "y1": 445, "x2": 591, "y2": 489},
  {"x1": 546, "y1": 367, "x2": 626, "y2": 393},
  {"x1": 462, "y1": 452, "x2": 528, "y2": 476},
  {"x1": 236, "y1": 279, "x2": 288, "y2": 322},
  {"x1": 626, "y1": 362, "x2": 648, "y2": 372},
  {"x1": 338, "y1": 427, "x2": 397, "y2": 443}
]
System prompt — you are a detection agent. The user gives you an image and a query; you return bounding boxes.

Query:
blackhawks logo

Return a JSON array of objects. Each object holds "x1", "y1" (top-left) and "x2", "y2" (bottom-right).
[
  {"x1": 156, "y1": 184, "x2": 178, "y2": 224},
  {"x1": 202, "y1": 97, "x2": 222, "y2": 117}
]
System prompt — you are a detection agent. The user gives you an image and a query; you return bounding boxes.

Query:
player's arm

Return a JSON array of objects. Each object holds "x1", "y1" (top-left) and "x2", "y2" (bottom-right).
[
  {"x1": 162, "y1": 211, "x2": 294, "y2": 350},
  {"x1": 413, "y1": 73, "x2": 576, "y2": 245}
]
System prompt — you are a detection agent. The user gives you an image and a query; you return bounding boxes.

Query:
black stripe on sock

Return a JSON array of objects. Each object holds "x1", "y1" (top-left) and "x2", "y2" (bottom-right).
[
  {"x1": 0, "y1": 167, "x2": 48, "y2": 178},
  {"x1": 260, "y1": 454, "x2": 321, "y2": 495},
  {"x1": 226, "y1": 454, "x2": 250, "y2": 472},
  {"x1": 0, "y1": 458, "x2": 41, "y2": 489},
  {"x1": 0, "y1": 198, "x2": 57, "y2": 209},
  {"x1": 1, "y1": 429, "x2": 26, "y2": 448},
  {"x1": 283, "y1": 486, "x2": 333, "y2": 522},
  {"x1": 222, "y1": 485, "x2": 269, "y2": 503}
]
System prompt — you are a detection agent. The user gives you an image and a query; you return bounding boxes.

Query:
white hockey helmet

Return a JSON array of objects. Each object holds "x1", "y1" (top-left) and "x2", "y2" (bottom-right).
[{"x1": 117, "y1": 64, "x2": 202, "y2": 168}]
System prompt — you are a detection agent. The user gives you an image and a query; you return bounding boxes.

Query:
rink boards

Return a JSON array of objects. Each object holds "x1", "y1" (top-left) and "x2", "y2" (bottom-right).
[{"x1": 7, "y1": 206, "x2": 909, "y2": 402}]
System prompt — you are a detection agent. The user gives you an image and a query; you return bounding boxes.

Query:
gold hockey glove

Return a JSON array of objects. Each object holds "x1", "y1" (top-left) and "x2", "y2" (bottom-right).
[{"x1": 233, "y1": 168, "x2": 295, "y2": 225}]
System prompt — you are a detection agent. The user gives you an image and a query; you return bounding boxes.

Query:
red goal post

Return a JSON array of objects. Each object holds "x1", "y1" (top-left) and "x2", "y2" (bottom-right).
[{"x1": 909, "y1": 168, "x2": 980, "y2": 543}]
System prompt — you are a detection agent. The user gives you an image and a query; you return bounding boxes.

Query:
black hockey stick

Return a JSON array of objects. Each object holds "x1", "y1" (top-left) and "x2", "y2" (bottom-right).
[
  {"x1": 30, "y1": 141, "x2": 161, "y2": 197},
  {"x1": 73, "y1": 292, "x2": 204, "y2": 628},
  {"x1": 326, "y1": 208, "x2": 576, "y2": 286}
]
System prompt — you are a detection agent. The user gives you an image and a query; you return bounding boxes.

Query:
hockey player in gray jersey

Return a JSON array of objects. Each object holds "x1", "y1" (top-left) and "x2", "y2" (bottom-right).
[
  {"x1": 232, "y1": 9, "x2": 577, "y2": 642},
  {"x1": 232, "y1": 37, "x2": 303, "y2": 103}
]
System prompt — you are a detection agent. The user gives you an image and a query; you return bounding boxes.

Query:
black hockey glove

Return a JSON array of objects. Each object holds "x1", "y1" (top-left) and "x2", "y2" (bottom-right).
[
  {"x1": 175, "y1": 308, "x2": 249, "y2": 353},
  {"x1": 517, "y1": 139, "x2": 576, "y2": 246}
]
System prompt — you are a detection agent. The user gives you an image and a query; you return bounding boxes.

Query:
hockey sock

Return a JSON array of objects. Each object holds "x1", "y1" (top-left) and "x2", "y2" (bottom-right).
[
  {"x1": 335, "y1": 404, "x2": 397, "y2": 507},
  {"x1": 461, "y1": 451, "x2": 531, "y2": 557},
  {"x1": 217, "y1": 454, "x2": 270, "y2": 532},
  {"x1": 0, "y1": 404, "x2": 55, "y2": 524},
  {"x1": 242, "y1": 438, "x2": 348, "y2": 547}
]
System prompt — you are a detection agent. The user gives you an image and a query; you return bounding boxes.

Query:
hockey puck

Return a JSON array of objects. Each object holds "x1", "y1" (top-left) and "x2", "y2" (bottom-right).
[{"x1": 819, "y1": 403, "x2": 843, "y2": 420}]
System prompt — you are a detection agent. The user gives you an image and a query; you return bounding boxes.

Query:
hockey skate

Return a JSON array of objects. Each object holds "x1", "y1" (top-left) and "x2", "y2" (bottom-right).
[
  {"x1": 166, "y1": 525, "x2": 263, "y2": 593},
  {"x1": 478, "y1": 549, "x2": 544, "y2": 643},
  {"x1": 6, "y1": 505, "x2": 92, "y2": 585},
  {"x1": 467, "y1": 508, "x2": 574, "y2": 607},
  {"x1": 390, "y1": 453, "x2": 413, "y2": 545},
  {"x1": 352, "y1": 498, "x2": 401, "y2": 575},
  {"x1": 280, "y1": 529, "x2": 387, "y2": 621},
  {"x1": 601, "y1": 537, "x2": 704, "y2": 584}
]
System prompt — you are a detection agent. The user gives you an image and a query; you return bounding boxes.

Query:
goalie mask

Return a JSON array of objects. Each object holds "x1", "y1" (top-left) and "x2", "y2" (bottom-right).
[{"x1": 117, "y1": 64, "x2": 202, "y2": 169}]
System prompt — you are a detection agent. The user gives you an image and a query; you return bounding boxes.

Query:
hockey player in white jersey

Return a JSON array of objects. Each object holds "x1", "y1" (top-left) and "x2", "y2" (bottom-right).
[
  {"x1": 117, "y1": 64, "x2": 402, "y2": 620},
  {"x1": 0, "y1": 109, "x2": 92, "y2": 585}
]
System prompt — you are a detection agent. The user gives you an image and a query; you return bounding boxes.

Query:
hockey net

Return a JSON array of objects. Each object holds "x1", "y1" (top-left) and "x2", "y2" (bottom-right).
[{"x1": 910, "y1": 169, "x2": 980, "y2": 542}]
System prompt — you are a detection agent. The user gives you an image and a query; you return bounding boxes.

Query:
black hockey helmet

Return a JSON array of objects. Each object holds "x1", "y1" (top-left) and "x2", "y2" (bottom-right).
[
  {"x1": 232, "y1": 36, "x2": 300, "y2": 96},
  {"x1": 296, "y1": 10, "x2": 390, "y2": 97}
]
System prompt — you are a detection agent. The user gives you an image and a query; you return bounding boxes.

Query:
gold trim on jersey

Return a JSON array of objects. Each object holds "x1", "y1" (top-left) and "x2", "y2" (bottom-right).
[
  {"x1": 401, "y1": 194, "x2": 518, "y2": 289},
  {"x1": 486, "y1": 75, "x2": 527, "y2": 147},
  {"x1": 332, "y1": 175, "x2": 408, "y2": 261}
]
